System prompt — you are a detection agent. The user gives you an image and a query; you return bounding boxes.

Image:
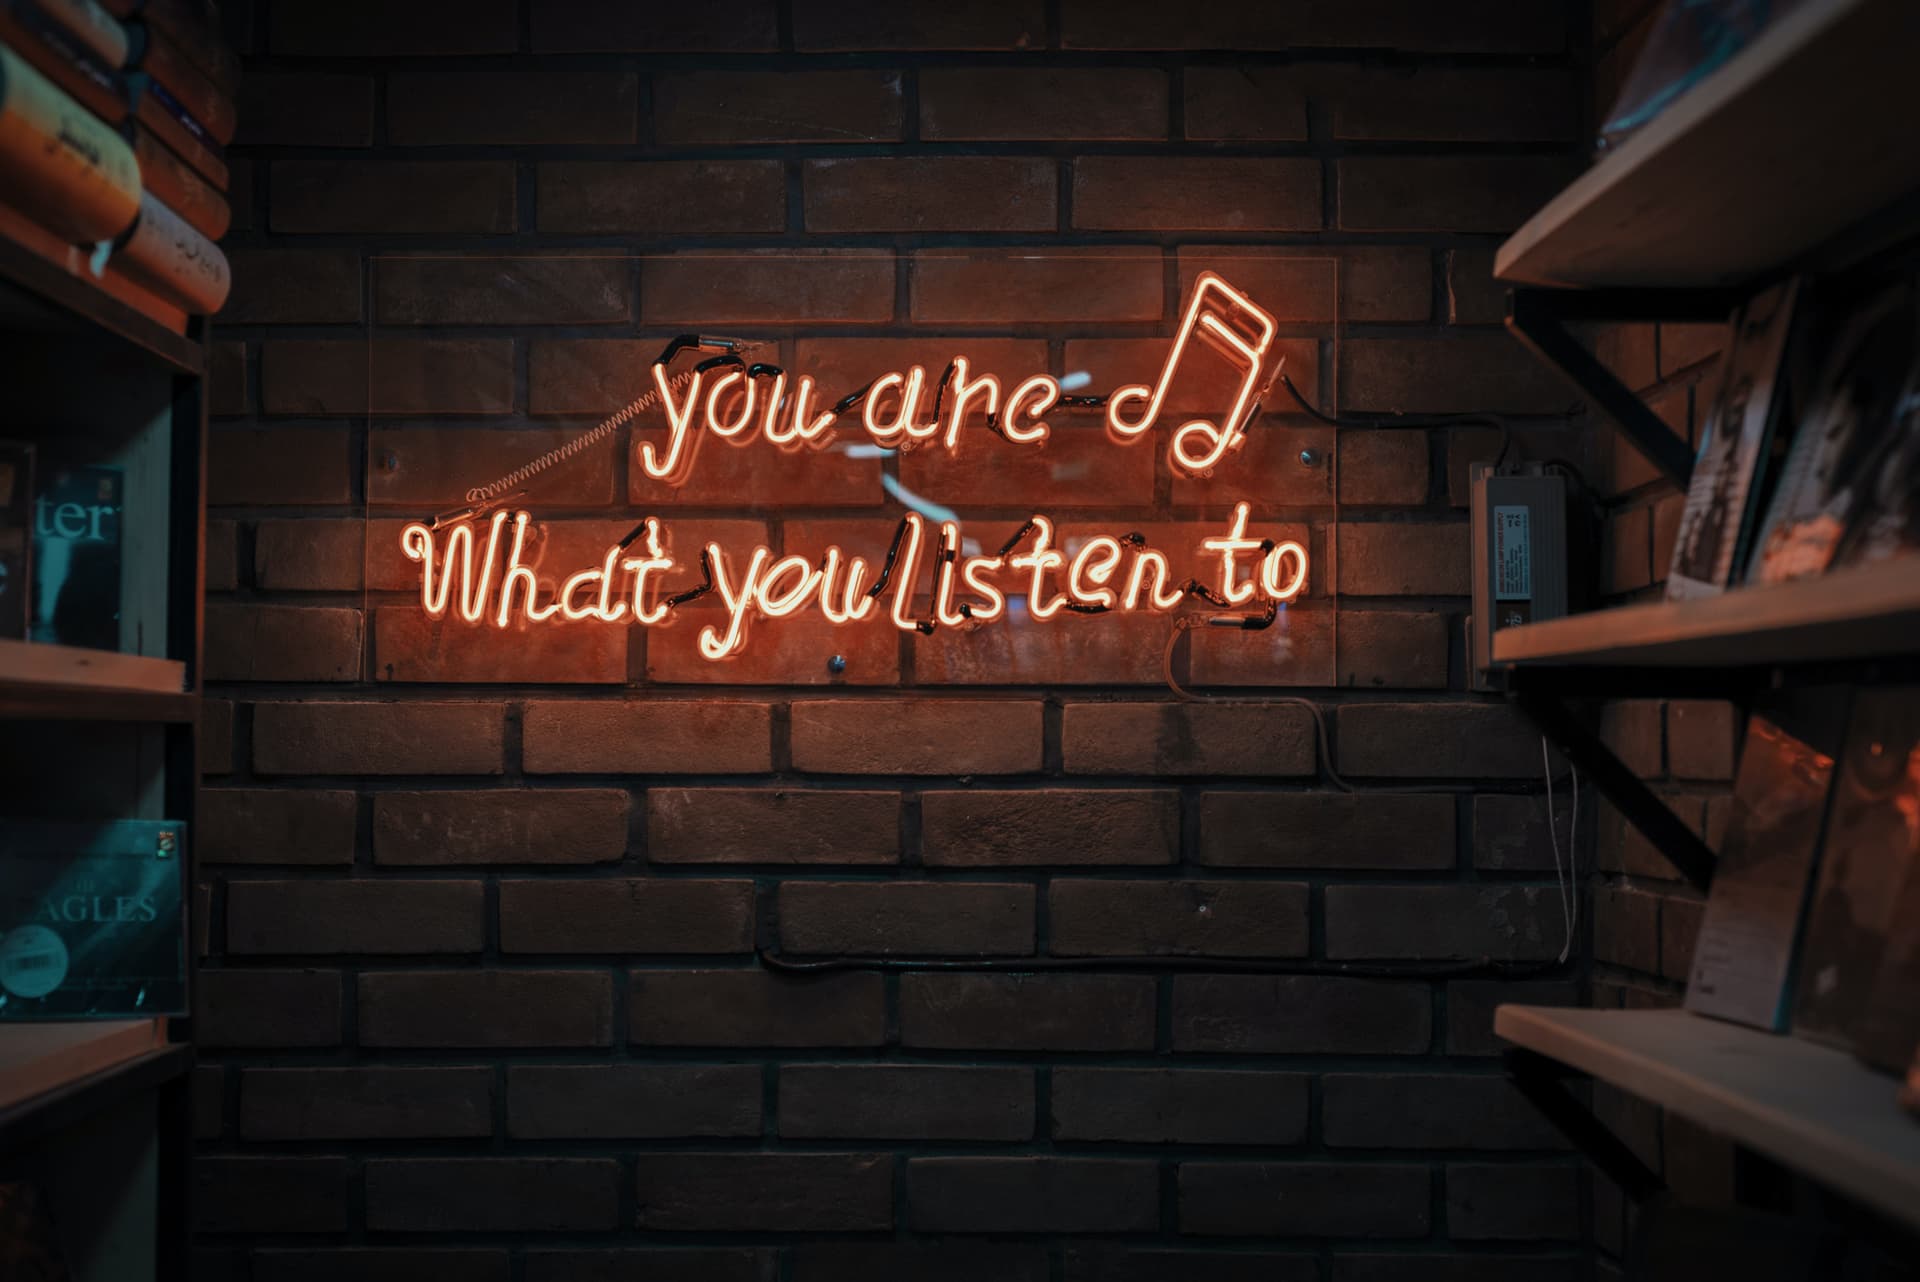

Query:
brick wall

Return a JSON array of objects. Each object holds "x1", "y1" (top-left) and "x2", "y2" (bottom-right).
[{"x1": 197, "y1": 1, "x2": 1596, "y2": 1277}]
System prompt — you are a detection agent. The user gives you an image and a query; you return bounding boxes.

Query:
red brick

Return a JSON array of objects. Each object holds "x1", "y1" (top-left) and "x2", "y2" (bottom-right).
[
  {"x1": 1062, "y1": 702, "x2": 1315, "y2": 776},
  {"x1": 1336, "y1": 1257, "x2": 1578, "y2": 1282},
  {"x1": 1183, "y1": 1163, "x2": 1430, "y2": 1237},
  {"x1": 210, "y1": 429, "x2": 352, "y2": 506},
  {"x1": 1446, "y1": 424, "x2": 1592, "y2": 506},
  {"x1": 1607, "y1": 505, "x2": 1653, "y2": 593},
  {"x1": 1592, "y1": 321, "x2": 1659, "y2": 393},
  {"x1": 1326, "y1": 885, "x2": 1563, "y2": 961},
  {"x1": 198, "y1": 968, "x2": 342, "y2": 1048},
  {"x1": 921, "y1": 68, "x2": 1167, "y2": 140},
  {"x1": 790, "y1": 699, "x2": 1040, "y2": 775},
  {"x1": 1179, "y1": 245, "x2": 1430, "y2": 324},
  {"x1": 192, "y1": 1065, "x2": 222, "y2": 1140},
  {"x1": 254, "y1": 701, "x2": 504, "y2": 776},
  {"x1": 1662, "y1": 893, "x2": 1705, "y2": 982},
  {"x1": 360, "y1": 970, "x2": 613, "y2": 1048},
  {"x1": 806, "y1": 157, "x2": 1056, "y2": 233},
  {"x1": 1595, "y1": 885, "x2": 1662, "y2": 972},
  {"x1": 648, "y1": 607, "x2": 901, "y2": 686},
  {"x1": 1602, "y1": 388, "x2": 1686, "y2": 495},
  {"x1": 636, "y1": 1154, "x2": 892, "y2": 1232},
  {"x1": 532, "y1": 0, "x2": 777, "y2": 51},
  {"x1": 795, "y1": 1245, "x2": 1044, "y2": 1282},
  {"x1": 523, "y1": 699, "x2": 770, "y2": 774},
  {"x1": 1338, "y1": 610, "x2": 1450, "y2": 689},
  {"x1": 1324, "y1": 68, "x2": 1576, "y2": 142},
  {"x1": 902, "y1": 427, "x2": 1154, "y2": 508},
  {"x1": 509, "y1": 1065, "x2": 761, "y2": 1139},
  {"x1": 1053, "y1": 1068, "x2": 1306, "y2": 1144},
  {"x1": 908, "y1": 1157, "x2": 1157, "y2": 1233},
  {"x1": 1199, "y1": 792, "x2": 1454, "y2": 869},
  {"x1": 195, "y1": 1157, "x2": 351, "y2": 1234},
  {"x1": 528, "y1": 339, "x2": 666, "y2": 415},
  {"x1": 368, "y1": 427, "x2": 614, "y2": 506},
  {"x1": 912, "y1": 247, "x2": 1161, "y2": 323},
  {"x1": 1064, "y1": 1250, "x2": 1315, "y2": 1282},
  {"x1": 1065, "y1": 336, "x2": 1319, "y2": 414},
  {"x1": 1338, "y1": 522, "x2": 1471, "y2": 596},
  {"x1": 1448, "y1": 1162, "x2": 1581, "y2": 1240},
  {"x1": 1472, "y1": 794, "x2": 1564, "y2": 872},
  {"x1": 538, "y1": 161, "x2": 785, "y2": 234},
  {"x1": 202, "y1": 698, "x2": 233, "y2": 774},
  {"x1": 371, "y1": 610, "x2": 626, "y2": 685},
  {"x1": 922, "y1": 789, "x2": 1177, "y2": 866},
  {"x1": 210, "y1": 342, "x2": 247, "y2": 417},
  {"x1": 1668, "y1": 699, "x2": 1737, "y2": 780},
  {"x1": 1074, "y1": 158, "x2": 1320, "y2": 231},
  {"x1": 648, "y1": 787, "x2": 898, "y2": 865},
  {"x1": 1183, "y1": 68, "x2": 1307, "y2": 140},
  {"x1": 271, "y1": 161, "x2": 515, "y2": 233},
  {"x1": 900, "y1": 974, "x2": 1154, "y2": 1051},
  {"x1": 240, "y1": 1067, "x2": 493, "y2": 1140},
  {"x1": 224, "y1": 249, "x2": 362, "y2": 324},
  {"x1": 1652, "y1": 491, "x2": 1686, "y2": 581},
  {"x1": 373, "y1": 789, "x2": 629, "y2": 866},
  {"x1": 227, "y1": 879, "x2": 483, "y2": 955},
  {"x1": 1062, "y1": 0, "x2": 1567, "y2": 51},
  {"x1": 389, "y1": 72, "x2": 638, "y2": 144},
  {"x1": 257, "y1": 1250, "x2": 509, "y2": 1282},
  {"x1": 201, "y1": 790, "x2": 358, "y2": 866},
  {"x1": 1447, "y1": 248, "x2": 1507, "y2": 325},
  {"x1": 793, "y1": 0, "x2": 1043, "y2": 49},
  {"x1": 500, "y1": 878, "x2": 755, "y2": 954},
  {"x1": 1341, "y1": 335, "x2": 1571, "y2": 414},
  {"x1": 1340, "y1": 156, "x2": 1575, "y2": 232},
  {"x1": 1336, "y1": 701, "x2": 1543, "y2": 777},
  {"x1": 913, "y1": 609, "x2": 1172, "y2": 686},
  {"x1": 1172, "y1": 975, "x2": 1431, "y2": 1054},
  {"x1": 629, "y1": 970, "x2": 885, "y2": 1047},
  {"x1": 265, "y1": 340, "x2": 514, "y2": 417},
  {"x1": 226, "y1": 162, "x2": 253, "y2": 232},
  {"x1": 254, "y1": 520, "x2": 363, "y2": 592},
  {"x1": 1659, "y1": 321, "x2": 1725, "y2": 376},
  {"x1": 374, "y1": 255, "x2": 632, "y2": 326},
  {"x1": 1050, "y1": 880, "x2": 1308, "y2": 957},
  {"x1": 205, "y1": 604, "x2": 361, "y2": 682},
  {"x1": 791, "y1": 337, "x2": 1050, "y2": 401},
  {"x1": 657, "y1": 70, "x2": 903, "y2": 144},
  {"x1": 1600, "y1": 698, "x2": 1665, "y2": 777},
  {"x1": 631, "y1": 428, "x2": 883, "y2": 507},
  {"x1": 642, "y1": 250, "x2": 895, "y2": 325},
  {"x1": 1339, "y1": 430, "x2": 1429, "y2": 504},
  {"x1": 779, "y1": 881, "x2": 1035, "y2": 957},
  {"x1": 1322, "y1": 1073, "x2": 1563, "y2": 1149},
  {"x1": 1169, "y1": 425, "x2": 1336, "y2": 506},
  {"x1": 235, "y1": 72, "x2": 372, "y2": 148},
  {"x1": 365, "y1": 1158, "x2": 620, "y2": 1233},
  {"x1": 1446, "y1": 979, "x2": 1579, "y2": 1056},
  {"x1": 271, "y1": 0, "x2": 516, "y2": 55},
  {"x1": 780, "y1": 1065, "x2": 1034, "y2": 1140}
]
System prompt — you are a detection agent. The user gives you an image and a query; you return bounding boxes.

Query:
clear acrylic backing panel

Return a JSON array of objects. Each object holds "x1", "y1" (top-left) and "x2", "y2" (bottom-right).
[{"x1": 359, "y1": 249, "x2": 1341, "y2": 691}]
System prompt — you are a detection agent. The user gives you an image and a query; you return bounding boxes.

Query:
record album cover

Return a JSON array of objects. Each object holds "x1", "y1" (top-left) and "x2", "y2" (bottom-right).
[
  {"x1": 29, "y1": 465, "x2": 122, "y2": 651},
  {"x1": 1668, "y1": 279, "x2": 1802, "y2": 600},
  {"x1": 1790, "y1": 689, "x2": 1920, "y2": 1049},
  {"x1": 1686, "y1": 691, "x2": 1848, "y2": 1031},
  {"x1": 1832, "y1": 355, "x2": 1920, "y2": 572},
  {"x1": 1749, "y1": 285, "x2": 1917, "y2": 585},
  {"x1": 0, "y1": 820, "x2": 187, "y2": 1019}
]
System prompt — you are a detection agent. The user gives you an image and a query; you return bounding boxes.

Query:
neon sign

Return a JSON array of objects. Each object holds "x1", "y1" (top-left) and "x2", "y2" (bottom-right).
[{"x1": 401, "y1": 271, "x2": 1310, "y2": 660}]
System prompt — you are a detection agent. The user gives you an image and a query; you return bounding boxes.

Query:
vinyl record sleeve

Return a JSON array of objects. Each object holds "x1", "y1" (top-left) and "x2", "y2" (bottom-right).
[
  {"x1": 1832, "y1": 356, "x2": 1920, "y2": 571},
  {"x1": 0, "y1": 819, "x2": 186, "y2": 1018},
  {"x1": 28, "y1": 464, "x2": 120, "y2": 650}
]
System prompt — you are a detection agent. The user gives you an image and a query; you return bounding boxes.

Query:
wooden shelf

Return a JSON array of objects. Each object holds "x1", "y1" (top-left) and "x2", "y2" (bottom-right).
[
  {"x1": 0, "y1": 233, "x2": 202, "y2": 378},
  {"x1": 0, "y1": 639, "x2": 187, "y2": 697},
  {"x1": 1497, "y1": 1005, "x2": 1920, "y2": 1230},
  {"x1": 1496, "y1": 0, "x2": 1920, "y2": 289},
  {"x1": 0, "y1": 681, "x2": 198, "y2": 723},
  {"x1": 1492, "y1": 558, "x2": 1920, "y2": 669},
  {"x1": 0, "y1": 1020, "x2": 187, "y2": 1143}
]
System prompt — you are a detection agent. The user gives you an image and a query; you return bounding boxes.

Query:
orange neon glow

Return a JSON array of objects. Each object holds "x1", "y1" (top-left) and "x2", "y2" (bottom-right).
[
  {"x1": 819, "y1": 546, "x2": 878, "y2": 624},
  {"x1": 1000, "y1": 374, "x2": 1060, "y2": 444},
  {"x1": 1066, "y1": 536, "x2": 1124, "y2": 610},
  {"x1": 641, "y1": 364, "x2": 704, "y2": 483},
  {"x1": 1203, "y1": 502, "x2": 1268, "y2": 606},
  {"x1": 1008, "y1": 516, "x2": 1069, "y2": 620},
  {"x1": 864, "y1": 367, "x2": 939, "y2": 447},
  {"x1": 889, "y1": 513, "x2": 928, "y2": 632},
  {"x1": 943, "y1": 358, "x2": 1001, "y2": 450},
  {"x1": 704, "y1": 369, "x2": 757, "y2": 439},
  {"x1": 767, "y1": 375, "x2": 837, "y2": 446},
  {"x1": 1105, "y1": 271, "x2": 1278, "y2": 474}
]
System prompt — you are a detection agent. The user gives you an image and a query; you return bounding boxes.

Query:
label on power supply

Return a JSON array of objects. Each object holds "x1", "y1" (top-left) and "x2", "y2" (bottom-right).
[{"x1": 1492, "y1": 505, "x2": 1532, "y2": 603}]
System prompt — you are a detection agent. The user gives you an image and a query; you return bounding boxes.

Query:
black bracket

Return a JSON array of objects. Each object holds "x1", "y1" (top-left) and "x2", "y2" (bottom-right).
[
  {"x1": 1505, "y1": 1047, "x2": 1666, "y2": 1205},
  {"x1": 1511, "y1": 687, "x2": 1718, "y2": 894},
  {"x1": 1505, "y1": 287, "x2": 1741, "y2": 491}
]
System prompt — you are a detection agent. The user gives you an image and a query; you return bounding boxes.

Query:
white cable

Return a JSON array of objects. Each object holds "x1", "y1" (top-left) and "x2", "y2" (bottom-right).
[{"x1": 1543, "y1": 736, "x2": 1573, "y2": 965}]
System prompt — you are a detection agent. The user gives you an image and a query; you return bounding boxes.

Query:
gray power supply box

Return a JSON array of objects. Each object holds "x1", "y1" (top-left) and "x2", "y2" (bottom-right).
[{"x1": 1470, "y1": 463, "x2": 1570, "y2": 687}]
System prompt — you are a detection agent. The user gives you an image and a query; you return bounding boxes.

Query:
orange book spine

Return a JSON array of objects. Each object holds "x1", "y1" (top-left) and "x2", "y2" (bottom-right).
[
  {"x1": 133, "y1": 0, "x2": 232, "y2": 96},
  {"x1": 131, "y1": 89, "x2": 222, "y2": 189},
  {"x1": 113, "y1": 186, "x2": 227, "y2": 313},
  {"x1": 0, "y1": 198, "x2": 185, "y2": 332},
  {"x1": 129, "y1": 119, "x2": 224, "y2": 239},
  {"x1": 0, "y1": 7, "x2": 127, "y2": 124},
  {"x1": 130, "y1": 20, "x2": 230, "y2": 144},
  {"x1": 0, "y1": 41, "x2": 140, "y2": 242}
]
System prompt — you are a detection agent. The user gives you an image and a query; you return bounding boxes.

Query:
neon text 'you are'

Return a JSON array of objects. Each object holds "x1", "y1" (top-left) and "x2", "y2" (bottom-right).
[{"x1": 401, "y1": 272, "x2": 1311, "y2": 660}]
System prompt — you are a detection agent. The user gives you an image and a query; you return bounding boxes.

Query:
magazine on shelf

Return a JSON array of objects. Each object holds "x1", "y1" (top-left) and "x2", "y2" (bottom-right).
[
  {"x1": 1686, "y1": 690, "x2": 1849, "y2": 1031},
  {"x1": 1831, "y1": 351, "x2": 1920, "y2": 572},
  {"x1": 1749, "y1": 284, "x2": 1918, "y2": 585},
  {"x1": 0, "y1": 819, "x2": 187, "y2": 1019},
  {"x1": 1666, "y1": 278, "x2": 1802, "y2": 600},
  {"x1": 1858, "y1": 849, "x2": 1920, "y2": 1076},
  {"x1": 1789, "y1": 688, "x2": 1920, "y2": 1050},
  {"x1": 29, "y1": 464, "x2": 121, "y2": 651}
]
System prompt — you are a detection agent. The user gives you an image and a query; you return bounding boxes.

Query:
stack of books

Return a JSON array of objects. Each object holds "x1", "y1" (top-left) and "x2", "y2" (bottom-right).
[{"x1": 0, "y1": 0, "x2": 233, "y2": 333}]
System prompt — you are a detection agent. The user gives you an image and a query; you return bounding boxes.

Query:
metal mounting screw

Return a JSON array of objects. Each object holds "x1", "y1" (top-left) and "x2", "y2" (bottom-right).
[
  {"x1": 1299, "y1": 448, "x2": 1318, "y2": 467},
  {"x1": 827, "y1": 654, "x2": 847, "y2": 675}
]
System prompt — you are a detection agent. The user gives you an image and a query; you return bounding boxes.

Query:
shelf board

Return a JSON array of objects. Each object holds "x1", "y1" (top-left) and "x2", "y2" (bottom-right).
[
  {"x1": 0, "y1": 680, "x2": 198, "y2": 723},
  {"x1": 0, "y1": 230, "x2": 202, "y2": 378},
  {"x1": 0, "y1": 1020, "x2": 186, "y2": 1145},
  {"x1": 1496, "y1": 0, "x2": 1920, "y2": 289},
  {"x1": 1497, "y1": 1005, "x2": 1920, "y2": 1230},
  {"x1": 1492, "y1": 558, "x2": 1920, "y2": 669},
  {"x1": 0, "y1": 639, "x2": 187, "y2": 703}
]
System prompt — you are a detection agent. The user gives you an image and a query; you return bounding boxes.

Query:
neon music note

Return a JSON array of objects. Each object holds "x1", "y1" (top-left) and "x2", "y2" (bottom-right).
[{"x1": 1105, "y1": 270, "x2": 1281, "y2": 475}]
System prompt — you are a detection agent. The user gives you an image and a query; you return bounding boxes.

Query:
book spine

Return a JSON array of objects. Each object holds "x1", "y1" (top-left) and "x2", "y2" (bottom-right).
[
  {"x1": 131, "y1": 87, "x2": 221, "y2": 188},
  {"x1": 134, "y1": 0, "x2": 232, "y2": 97},
  {"x1": 113, "y1": 186, "x2": 227, "y2": 313},
  {"x1": 33, "y1": 0, "x2": 125, "y2": 66},
  {"x1": 0, "y1": 4, "x2": 128, "y2": 123},
  {"x1": 129, "y1": 20, "x2": 228, "y2": 144},
  {"x1": 128, "y1": 116, "x2": 223, "y2": 238},
  {"x1": 0, "y1": 41, "x2": 139, "y2": 243}
]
